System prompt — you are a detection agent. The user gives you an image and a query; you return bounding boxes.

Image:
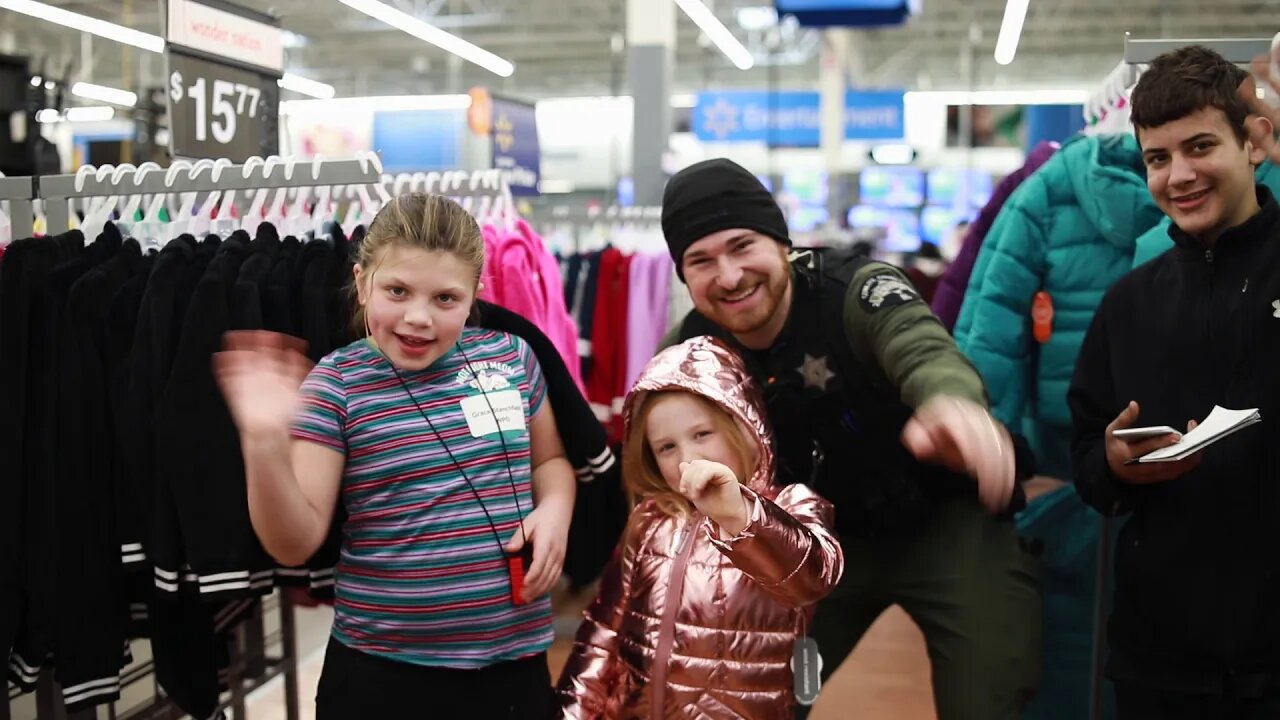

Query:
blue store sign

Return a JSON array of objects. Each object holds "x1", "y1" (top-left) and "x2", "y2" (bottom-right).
[
  {"x1": 774, "y1": 0, "x2": 921, "y2": 28},
  {"x1": 374, "y1": 110, "x2": 463, "y2": 172},
  {"x1": 693, "y1": 90, "x2": 905, "y2": 146},
  {"x1": 491, "y1": 96, "x2": 541, "y2": 196}
]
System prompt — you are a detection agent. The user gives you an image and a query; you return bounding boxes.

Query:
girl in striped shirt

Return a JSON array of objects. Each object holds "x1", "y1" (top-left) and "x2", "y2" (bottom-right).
[{"x1": 215, "y1": 193, "x2": 576, "y2": 719}]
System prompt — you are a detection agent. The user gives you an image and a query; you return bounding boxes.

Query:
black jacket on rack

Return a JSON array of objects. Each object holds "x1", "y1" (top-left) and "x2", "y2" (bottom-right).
[
  {"x1": 60, "y1": 231, "x2": 142, "y2": 701},
  {"x1": 0, "y1": 233, "x2": 77, "y2": 676},
  {"x1": 155, "y1": 231, "x2": 261, "y2": 597}
]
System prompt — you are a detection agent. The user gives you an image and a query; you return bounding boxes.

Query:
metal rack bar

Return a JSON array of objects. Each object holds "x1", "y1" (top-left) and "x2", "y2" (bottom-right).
[
  {"x1": 0, "y1": 176, "x2": 36, "y2": 241},
  {"x1": 38, "y1": 158, "x2": 382, "y2": 235},
  {"x1": 1124, "y1": 34, "x2": 1273, "y2": 64}
]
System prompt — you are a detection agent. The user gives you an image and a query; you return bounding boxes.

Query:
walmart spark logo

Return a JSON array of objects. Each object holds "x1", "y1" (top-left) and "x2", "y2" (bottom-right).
[{"x1": 700, "y1": 98, "x2": 740, "y2": 140}]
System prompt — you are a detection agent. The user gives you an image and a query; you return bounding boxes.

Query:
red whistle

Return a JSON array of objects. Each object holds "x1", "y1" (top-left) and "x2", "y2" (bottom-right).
[{"x1": 507, "y1": 546, "x2": 533, "y2": 606}]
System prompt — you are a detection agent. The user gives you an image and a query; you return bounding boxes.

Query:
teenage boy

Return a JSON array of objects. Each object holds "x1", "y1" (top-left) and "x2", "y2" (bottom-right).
[{"x1": 1069, "y1": 45, "x2": 1280, "y2": 718}]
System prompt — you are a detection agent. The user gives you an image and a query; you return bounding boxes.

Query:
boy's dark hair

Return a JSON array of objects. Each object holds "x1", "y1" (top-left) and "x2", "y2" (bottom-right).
[{"x1": 1130, "y1": 45, "x2": 1251, "y2": 144}]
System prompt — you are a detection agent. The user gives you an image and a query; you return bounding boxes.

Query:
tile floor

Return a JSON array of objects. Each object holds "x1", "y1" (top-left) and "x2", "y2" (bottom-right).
[
  {"x1": 242, "y1": 596, "x2": 937, "y2": 720},
  {"x1": 6, "y1": 595, "x2": 936, "y2": 720}
]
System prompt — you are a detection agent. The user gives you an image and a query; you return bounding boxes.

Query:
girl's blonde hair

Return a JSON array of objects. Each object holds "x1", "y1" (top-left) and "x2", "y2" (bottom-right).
[
  {"x1": 622, "y1": 390, "x2": 758, "y2": 534},
  {"x1": 351, "y1": 192, "x2": 485, "y2": 335}
]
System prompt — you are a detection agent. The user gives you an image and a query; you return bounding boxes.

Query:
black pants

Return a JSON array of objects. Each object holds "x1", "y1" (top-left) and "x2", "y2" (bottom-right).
[
  {"x1": 1116, "y1": 681, "x2": 1280, "y2": 720},
  {"x1": 799, "y1": 497, "x2": 1042, "y2": 720},
  {"x1": 316, "y1": 638, "x2": 553, "y2": 720}
]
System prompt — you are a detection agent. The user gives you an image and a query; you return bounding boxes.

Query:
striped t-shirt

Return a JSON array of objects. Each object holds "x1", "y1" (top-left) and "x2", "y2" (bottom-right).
[{"x1": 291, "y1": 328, "x2": 553, "y2": 668}]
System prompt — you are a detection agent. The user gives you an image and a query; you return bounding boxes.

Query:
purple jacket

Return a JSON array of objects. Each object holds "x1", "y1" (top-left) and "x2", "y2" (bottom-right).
[{"x1": 932, "y1": 142, "x2": 1060, "y2": 332}]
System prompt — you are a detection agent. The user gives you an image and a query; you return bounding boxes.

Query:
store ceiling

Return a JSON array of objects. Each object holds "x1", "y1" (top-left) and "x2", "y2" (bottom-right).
[{"x1": 2, "y1": 0, "x2": 1275, "y2": 101}]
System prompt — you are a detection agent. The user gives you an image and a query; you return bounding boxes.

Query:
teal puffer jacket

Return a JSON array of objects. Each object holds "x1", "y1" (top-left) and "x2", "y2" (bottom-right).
[
  {"x1": 955, "y1": 133, "x2": 1164, "y2": 478},
  {"x1": 1130, "y1": 161, "x2": 1280, "y2": 269}
]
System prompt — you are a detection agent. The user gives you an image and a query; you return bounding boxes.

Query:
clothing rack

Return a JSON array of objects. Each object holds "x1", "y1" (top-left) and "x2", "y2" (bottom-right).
[
  {"x1": 530, "y1": 205, "x2": 663, "y2": 225},
  {"x1": 0, "y1": 176, "x2": 36, "y2": 242},
  {"x1": 5, "y1": 594, "x2": 297, "y2": 720},
  {"x1": 1123, "y1": 34, "x2": 1275, "y2": 65},
  {"x1": 3, "y1": 154, "x2": 385, "y2": 720},
  {"x1": 38, "y1": 155, "x2": 385, "y2": 235},
  {"x1": 1083, "y1": 61, "x2": 1141, "y2": 126}
]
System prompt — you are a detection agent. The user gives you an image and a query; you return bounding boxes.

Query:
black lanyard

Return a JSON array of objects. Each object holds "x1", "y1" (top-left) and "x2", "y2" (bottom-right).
[{"x1": 382, "y1": 340, "x2": 531, "y2": 567}]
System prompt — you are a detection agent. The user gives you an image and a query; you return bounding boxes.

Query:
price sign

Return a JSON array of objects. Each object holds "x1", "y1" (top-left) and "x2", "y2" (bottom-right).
[
  {"x1": 164, "y1": 0, "x2": 281, "y2": 160},
  {"x1": 167, "y1": 50, "x2": 278, "y2": 161}
]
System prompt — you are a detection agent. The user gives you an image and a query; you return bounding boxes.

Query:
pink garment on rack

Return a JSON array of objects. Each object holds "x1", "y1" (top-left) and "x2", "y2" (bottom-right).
[
  {"x1": 479, "y1": 223, "x2": 502, "y2": 304},
  {"x1": 624, "y1": 252, "x2": 672, "y2": 392},
  {"x1": 480, "y1": 219, "x2": 585, "y2": 395}
]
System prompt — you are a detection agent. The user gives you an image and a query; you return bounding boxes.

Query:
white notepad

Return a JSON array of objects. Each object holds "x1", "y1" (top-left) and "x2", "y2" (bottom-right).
[{"x1": 1137, "y1": 405, "x2": 1262, "y2": 463}]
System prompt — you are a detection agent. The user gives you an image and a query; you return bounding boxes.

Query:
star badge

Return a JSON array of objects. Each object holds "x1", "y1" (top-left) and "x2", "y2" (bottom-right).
[{"x1": 797, "y1": 354, "x2": 836, "y2": 391}]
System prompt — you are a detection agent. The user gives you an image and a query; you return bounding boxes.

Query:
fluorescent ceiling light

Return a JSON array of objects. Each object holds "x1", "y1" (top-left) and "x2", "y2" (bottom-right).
[
  {"x1": 906, "y1": 88, "x2": 1090, "y2": 105},
  {"x1": 735, "y1": 6, "x2": 778, "y2": 32},
  {"x1": 993, "y1": 0, "x2": 1029, "y2": 66},
  {"x1": 280, "y1": 94, "x2": 473, "y2": 115},
  {"x1": 39, "y1": 106, "x2": 118, "y2": 123},
  {"x1": 72, "y1": 82, "x2": 137, "y2": 107},
  {"x1": 282, "y1": 30, "x2": 308, "y2": 49},
  {"x1": 65, "y1": 106, "x2": 116, "y2": 122},
  {"x1": 0, "y1": 0, "x2": 165, "y2": 52},
  {"x1": 674, "y1": 0, "x2": 755, "y2": 70},
  {"x1": 279, "y1": 73, "x2": 336, "y2": 99},
  {"x1": 336, "y1": 0, "x2": 514, "y2": 77},
  {"x1": 3, "y1": 0, "x2": 330, "y2": 101},
  {"x1": 869, "y1": 144, "x2": 917, "y2": 165}
]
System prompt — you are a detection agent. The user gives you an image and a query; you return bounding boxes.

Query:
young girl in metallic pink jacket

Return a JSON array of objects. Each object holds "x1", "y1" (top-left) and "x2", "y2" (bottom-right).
[{"x1": 556, "y1": 336, "x2": 845, "y2": 719}]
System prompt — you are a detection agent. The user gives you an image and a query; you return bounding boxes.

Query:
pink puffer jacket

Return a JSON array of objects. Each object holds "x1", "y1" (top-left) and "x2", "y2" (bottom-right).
[{"x1": 555, "y1": 337, "x2": 845, "y2": 719}]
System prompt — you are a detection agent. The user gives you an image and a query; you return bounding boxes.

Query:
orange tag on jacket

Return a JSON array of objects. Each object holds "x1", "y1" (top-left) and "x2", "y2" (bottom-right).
[{"x1": 1032, "y1": 291, "x2": 1054, "y2": 344}]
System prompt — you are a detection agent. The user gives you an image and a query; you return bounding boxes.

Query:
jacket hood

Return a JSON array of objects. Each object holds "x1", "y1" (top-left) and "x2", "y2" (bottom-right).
[
  {"x1": 622, "y1": 336, "x2": 775, "y2": 493},
  {"x1": 1059, "y1": 133, "x2": 1164, "y2": 251}
]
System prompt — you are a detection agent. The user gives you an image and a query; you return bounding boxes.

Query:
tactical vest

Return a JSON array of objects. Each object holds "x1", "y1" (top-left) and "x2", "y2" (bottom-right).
[{"x1": 680, "y1": 248, "x2": 969, "y2": 537}]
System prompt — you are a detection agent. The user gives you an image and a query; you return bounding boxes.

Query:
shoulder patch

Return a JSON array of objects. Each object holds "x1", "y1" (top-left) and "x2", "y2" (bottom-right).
[{"x1": 857, "y1": 272, "x2": 921, "y2": 313}]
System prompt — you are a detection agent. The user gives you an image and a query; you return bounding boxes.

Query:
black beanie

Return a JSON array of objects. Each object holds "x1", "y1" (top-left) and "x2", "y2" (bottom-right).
[{"x1": 662, "y1": 158, "x2": 791, "y2": 281}]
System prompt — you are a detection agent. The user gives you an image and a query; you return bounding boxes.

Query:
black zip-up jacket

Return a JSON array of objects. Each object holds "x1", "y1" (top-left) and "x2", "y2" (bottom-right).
[{"x1": 1069, "y1": 186, "x2": 1280, "y2": 691}]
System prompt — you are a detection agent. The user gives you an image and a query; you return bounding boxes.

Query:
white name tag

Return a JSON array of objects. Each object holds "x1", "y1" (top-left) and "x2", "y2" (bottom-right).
[{"x1": 460, "y1": 390, "x2": 526, "y2": 438}]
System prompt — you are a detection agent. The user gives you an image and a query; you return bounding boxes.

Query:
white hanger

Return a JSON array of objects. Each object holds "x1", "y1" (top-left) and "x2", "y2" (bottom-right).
[
  {"x1": 119, "y1": 162, "x2": 162, "y2": 236},
  {"x1": 242, "y1": 156, "x2": 283, "y2": 232},
  {"x1": 70, "y1": 164, "x2": 97, "y2": 232},
  {"x1": 347, "y1": 151, "x2": 389, "y2": 225},
  {"x1": 80, "y1": 163, "x2": 122, "y2": 243},
  {"x1": 189, "y1": 158, "x2": 231, "y2": 238},
  {"x1": 84, "y1": 164, "x2": 118, "y2": 239},
  {"x1": 135, "y1": 161, "x2": 190, "y2": 249},
  {"x1": 168, "y1": 159, "x2": 214, "y2": 237},
  {"x1": 121, "y1": 164, "x2": 162, "y2": 241},
  {"x1": 376, "y1": 173, "x2": 394, "y2": 204},
  {"x1": 298, "y1": 155, "x2": 329, "y2": 237},
  {"x1": 263, "y1": 156, "x2": 296, "y2": 230},
  {"x1": 393, "y1": 172, "x2": 413, "y2": 197}
]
